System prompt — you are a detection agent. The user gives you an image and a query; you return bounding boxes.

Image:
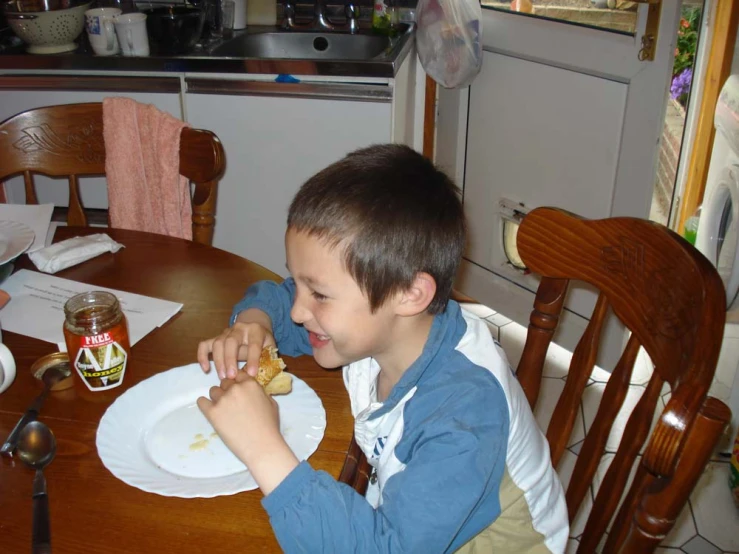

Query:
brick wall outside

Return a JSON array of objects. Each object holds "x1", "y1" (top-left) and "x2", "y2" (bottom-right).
[{"x1": 652, "y1": 98, "x2": 686, "y2": 225}]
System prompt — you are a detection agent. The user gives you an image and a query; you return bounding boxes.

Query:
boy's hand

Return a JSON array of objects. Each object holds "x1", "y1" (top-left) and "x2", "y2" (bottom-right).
[
  {"x1": 197, "y1": 309, "x2": 275, "y2": 379},
  {"x1": 197, "y1": 371, "x2": 299, "y2": 495}
]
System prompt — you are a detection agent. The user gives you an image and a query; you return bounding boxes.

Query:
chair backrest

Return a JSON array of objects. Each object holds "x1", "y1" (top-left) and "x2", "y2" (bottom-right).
[
  {"x1": 0, "y1": 102, "x2": 225, "y2": 245},
  {"x1": 515, "y1": 206, "x2": 731, "y2": 553}
]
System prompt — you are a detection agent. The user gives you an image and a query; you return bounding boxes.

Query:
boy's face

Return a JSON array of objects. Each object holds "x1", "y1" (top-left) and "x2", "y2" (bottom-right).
[{"x1": 285, "y1": 229, "x2": 399, "y2": 369}]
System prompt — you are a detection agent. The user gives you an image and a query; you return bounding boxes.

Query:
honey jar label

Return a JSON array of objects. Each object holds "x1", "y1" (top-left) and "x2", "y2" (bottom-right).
[{"x1": 71, "y1": 331, "x2": 128, "y2": 391}]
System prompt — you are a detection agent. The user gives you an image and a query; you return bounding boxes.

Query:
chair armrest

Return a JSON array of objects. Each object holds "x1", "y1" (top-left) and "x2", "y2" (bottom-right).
[{"x1": 643, "y1": 387, "x2": 729, "y2": 476}]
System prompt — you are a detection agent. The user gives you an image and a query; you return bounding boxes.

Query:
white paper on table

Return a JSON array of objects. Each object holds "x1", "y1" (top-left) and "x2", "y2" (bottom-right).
[
  {"x1": 0, "y1": 269, "x2": 183, "y2": 347},
  {"x1": 0, "y1": 204, "x2": 54, "y2": 253}
]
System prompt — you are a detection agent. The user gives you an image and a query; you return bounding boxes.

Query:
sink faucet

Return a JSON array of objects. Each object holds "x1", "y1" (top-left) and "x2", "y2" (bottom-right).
[
  {"x1": 343, "y1": 3, "x2": 360, "y2": 34},
  {"x1": 283, "y1": 1, "x2": 360, "y2": 34},
  {"x1": 313, "y1": 0, "x2": 334, "y2": 31}
]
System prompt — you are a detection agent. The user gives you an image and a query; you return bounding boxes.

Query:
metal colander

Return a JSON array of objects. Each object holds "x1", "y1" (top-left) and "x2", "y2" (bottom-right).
[{"x1": 3, "y1": 0, "x2": 91, "y2": 54}]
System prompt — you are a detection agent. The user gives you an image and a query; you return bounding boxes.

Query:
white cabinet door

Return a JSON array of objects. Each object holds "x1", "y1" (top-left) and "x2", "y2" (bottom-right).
[
  {"x1": 439, "y1": 5, "x2": 681, "y2": 365},
  {"x1": 185, "y1": 82, "x2": 392, "y2": 277},
  {"x1": 0, "y1": 78, "x2": 183, "y2": 209}
]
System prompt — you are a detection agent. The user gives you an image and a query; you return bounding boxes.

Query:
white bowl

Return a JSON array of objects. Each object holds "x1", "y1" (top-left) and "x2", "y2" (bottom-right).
[{"x1": 4, "y1": 0, "x2": 92, "y2": 54}]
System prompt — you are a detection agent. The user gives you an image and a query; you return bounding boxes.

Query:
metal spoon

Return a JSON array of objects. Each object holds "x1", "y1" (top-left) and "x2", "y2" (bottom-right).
[
  {"x1": 0, "y1": 361, "x2": 71, "y2": 457},
  {"x1": 17, "y1": 421, "x2": 56, "y2": 554}
]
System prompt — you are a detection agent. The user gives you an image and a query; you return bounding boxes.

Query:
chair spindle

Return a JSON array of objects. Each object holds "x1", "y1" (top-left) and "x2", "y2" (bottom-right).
[
  {"x1": 548, "y1": 293, "x2": 610, "y2": 466},
  {"x1": 517, "y1": 276, "x2": 568, "y2": 408},
  {"x1": 578, "y1": 375, "x2": 662, "y2": 553},
  {"x1": 566, "y1": 334, "x2": 641, "y2": 520},
  {"x1": 23, "y1": 171, "x2": 38, "y2": 204}
]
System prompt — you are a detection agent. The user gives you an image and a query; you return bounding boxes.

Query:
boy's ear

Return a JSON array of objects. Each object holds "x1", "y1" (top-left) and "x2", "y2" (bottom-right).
[{"x1": 396, "y1": 272, "x2": 436, "y2": 316}]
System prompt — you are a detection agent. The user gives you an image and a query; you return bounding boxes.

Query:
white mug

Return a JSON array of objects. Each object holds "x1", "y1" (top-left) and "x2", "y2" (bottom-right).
[
  {"x1": 0, "y1": 343, "x2": 16, "y2": 394},
  {"x1": 86, "y1": 7, "x2": 121, "y2": 56},
  {"x1": 114, "y1": 12, "x2": 149, "y2": 57}
]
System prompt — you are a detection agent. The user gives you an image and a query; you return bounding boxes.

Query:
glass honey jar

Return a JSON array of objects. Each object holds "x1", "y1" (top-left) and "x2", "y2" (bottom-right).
[{"x1": 63, "y1": 291, "x2": 130, "y2": 396}]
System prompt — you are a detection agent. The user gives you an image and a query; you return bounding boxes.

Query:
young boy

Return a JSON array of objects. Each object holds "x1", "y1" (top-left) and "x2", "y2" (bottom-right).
[{"x1": 197, "y1": 144, "x2": 568, "y2": 553}]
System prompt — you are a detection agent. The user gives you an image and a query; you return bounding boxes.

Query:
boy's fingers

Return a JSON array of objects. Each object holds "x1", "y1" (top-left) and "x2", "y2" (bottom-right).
[
  {"x1": 211, "y1": 335, "x2": 228, "y2": 379},
  {"x1": 219, "y1": 378, "x2": 235, "y2": 391},
  {"x1": 197, "y1": 339, "x2": 215, "y2": 373},
  {"x1": 200, "y1": 324, "x2": 273, "y2": 380},
  {"x1": 223, "y1": 332, "x2": 243, "y2": 379},
  {"x1": 244, "y1": 340, "x2": 263, "y2": 377},
  {"x1": 196, "y1": 396, "x2": 212, "y2": 415},
  {"x1": 234, "y1": 370, "x2": 256, "y2": 384},
  {"x1": 210, "y1": 384, "x2": 226, "y2": 400},
  {"x1": 237, "y1": 345, "x2": 251, "y2": 365}
]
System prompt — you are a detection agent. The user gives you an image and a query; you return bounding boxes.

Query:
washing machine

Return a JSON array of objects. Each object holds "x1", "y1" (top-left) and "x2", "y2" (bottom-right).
[{"x1": 695, "y1": 73, "x2": 739, "y2": 451}]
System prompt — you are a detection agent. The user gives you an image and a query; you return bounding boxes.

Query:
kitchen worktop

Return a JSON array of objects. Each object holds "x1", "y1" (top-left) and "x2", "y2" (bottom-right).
[
  {"x1": 0, "y1": 24, "x2": 415, "y2": 78},
  {"x1": 0, "y1": 23, "x2": 423, "y2": 276}
]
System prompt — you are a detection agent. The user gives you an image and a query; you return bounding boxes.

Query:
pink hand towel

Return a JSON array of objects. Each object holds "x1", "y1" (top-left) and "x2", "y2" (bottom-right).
[{"x1": 103, "y1": 97, "x2": 193, "y2": 241}]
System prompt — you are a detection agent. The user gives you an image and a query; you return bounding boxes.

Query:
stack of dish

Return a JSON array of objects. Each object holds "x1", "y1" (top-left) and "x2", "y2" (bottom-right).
[
  {"x1": 3, "y1": 0, "x2": 92, "y2": 54},
  {"x1": 0, "y1": 220, "x2": 34, "y2": 283}
]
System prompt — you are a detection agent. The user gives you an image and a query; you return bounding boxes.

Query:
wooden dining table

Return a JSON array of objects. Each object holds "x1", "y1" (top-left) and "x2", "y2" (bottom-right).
[{"x1": 0, "y1": 227, "x2": 355, "y2": 553}]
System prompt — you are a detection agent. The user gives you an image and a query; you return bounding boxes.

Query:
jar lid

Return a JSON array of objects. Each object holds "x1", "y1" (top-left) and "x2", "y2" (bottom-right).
[{"x1": 30, "y1": 352, "x2": 74, "y2": 391}]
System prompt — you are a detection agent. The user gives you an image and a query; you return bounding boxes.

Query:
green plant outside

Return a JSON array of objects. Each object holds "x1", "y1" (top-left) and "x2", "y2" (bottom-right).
[
  {"x1": 671, "y1": 6, "x2": 701, "y2": 107},
  {"x1": 673, "y1": 7, "x2": 700, "y2": 78}
]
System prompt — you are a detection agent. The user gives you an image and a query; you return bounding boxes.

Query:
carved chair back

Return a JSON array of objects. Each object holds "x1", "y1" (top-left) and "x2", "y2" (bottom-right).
[
  {"x1": 0, "y1": 103, "x2": 225, "y2": 245},
  {"x1": 515, "y1": 207, "x2": 730, "y2": 553}
]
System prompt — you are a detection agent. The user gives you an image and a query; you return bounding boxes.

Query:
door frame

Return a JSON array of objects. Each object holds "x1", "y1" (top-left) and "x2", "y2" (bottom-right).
[{"x1": 676, "y1": 0, "x2": 739, "y2": 233}]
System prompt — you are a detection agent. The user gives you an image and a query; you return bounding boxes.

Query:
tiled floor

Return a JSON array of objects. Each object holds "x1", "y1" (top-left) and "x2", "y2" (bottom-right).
[{"x1": 462, "y1": 303, "x2": 739, "y2": 554}]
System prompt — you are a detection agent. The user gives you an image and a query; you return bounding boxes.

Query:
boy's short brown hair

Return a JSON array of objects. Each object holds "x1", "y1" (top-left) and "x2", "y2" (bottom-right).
[{"x1": 287, "y1": 144, "x2": 466, "y2": 314}]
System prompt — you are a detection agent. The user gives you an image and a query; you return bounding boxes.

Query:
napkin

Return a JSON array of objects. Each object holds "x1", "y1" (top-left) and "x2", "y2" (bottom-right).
[{"x1": 28, "y1": 234, "x2": 125, "y2": 274}]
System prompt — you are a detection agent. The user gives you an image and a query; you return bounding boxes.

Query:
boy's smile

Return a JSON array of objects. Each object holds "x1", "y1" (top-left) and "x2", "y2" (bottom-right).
[
  {"x1": 285, "y1": 229, "x2": 413, "y2": 374},
  {"x1": 308, "y1": 331, "x2": 331, "y2": 349}
]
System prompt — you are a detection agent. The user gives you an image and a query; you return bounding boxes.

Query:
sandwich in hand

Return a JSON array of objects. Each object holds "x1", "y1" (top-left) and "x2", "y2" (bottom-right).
[{"x1": 257, "y1": 346, "x2": 292, "y2": 395}]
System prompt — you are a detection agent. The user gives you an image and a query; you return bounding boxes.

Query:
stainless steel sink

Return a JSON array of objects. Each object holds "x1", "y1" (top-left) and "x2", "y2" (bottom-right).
[{"x1": 209, "y1": 29, "x2": 404, "y2": 61}]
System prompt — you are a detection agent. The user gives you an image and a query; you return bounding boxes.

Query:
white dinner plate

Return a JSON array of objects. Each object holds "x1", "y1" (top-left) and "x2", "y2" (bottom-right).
[
  {"x1": 0, "y1": 220, "x2": 35, "y2": 265},
  {"x1": 96, "y1": 362, "x2": 326, "y2": 498}
]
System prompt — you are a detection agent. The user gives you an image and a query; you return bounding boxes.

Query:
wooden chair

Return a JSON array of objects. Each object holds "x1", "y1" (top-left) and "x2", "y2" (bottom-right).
[
  {"x1": 338, "y1": 206, "x2": 732, "y2": 554},
  {"x1": 0, "y1": 103, "x2": 225, "y2": 245}
]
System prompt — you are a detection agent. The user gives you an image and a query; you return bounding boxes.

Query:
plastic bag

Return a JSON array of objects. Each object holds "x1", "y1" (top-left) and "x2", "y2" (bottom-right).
[{"x1": 415, "y1": 0, "x2": 483, "y2": 89}]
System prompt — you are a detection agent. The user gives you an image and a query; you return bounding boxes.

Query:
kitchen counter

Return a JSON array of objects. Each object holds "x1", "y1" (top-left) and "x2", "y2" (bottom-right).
[
  {"x1": 0, "y1": 24, "x2": 415, "y2": 78},
  {"x1": 0, "y1": 24, "x2": 424, "y2": 277}
]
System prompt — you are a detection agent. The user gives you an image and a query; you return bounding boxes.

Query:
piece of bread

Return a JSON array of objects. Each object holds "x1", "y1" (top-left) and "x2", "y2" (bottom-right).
[{"x1": 257, "y1": 346, "x2": 292, "y2": 395}]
